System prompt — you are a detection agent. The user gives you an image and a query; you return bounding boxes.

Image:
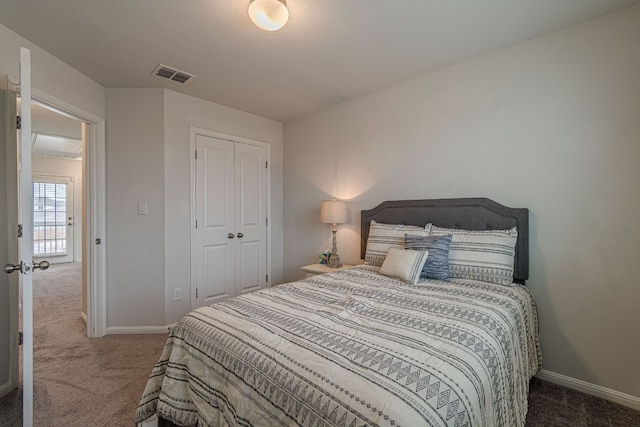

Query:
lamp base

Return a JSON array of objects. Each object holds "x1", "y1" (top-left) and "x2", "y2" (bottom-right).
[{"x1": 327, "y1": 252, "x2": 342, "y2": 268}]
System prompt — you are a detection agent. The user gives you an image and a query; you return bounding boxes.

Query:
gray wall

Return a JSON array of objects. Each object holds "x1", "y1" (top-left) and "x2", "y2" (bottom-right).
[
  {"x1": 283, "y1": 7, "x2": 640, "y2": 398},
  {"x1": 106, "y1": 88, "x2": 166, "y2": 327}
]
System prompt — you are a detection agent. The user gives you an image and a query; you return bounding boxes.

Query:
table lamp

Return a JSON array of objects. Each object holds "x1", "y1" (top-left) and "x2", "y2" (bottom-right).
[{"x1": 320, "y1": 199, "x2": 348, "y2": 268}]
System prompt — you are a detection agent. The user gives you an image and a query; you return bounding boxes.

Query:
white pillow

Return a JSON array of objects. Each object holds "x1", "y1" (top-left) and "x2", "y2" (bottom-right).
[
  {"x1": 429, "y1": 224, "x2": 518, "y2": 285},
  {"x1": 379, "y1": 248, "x2": 429, "y2": 285},
  {"x1": 364, "y1": 220, "x2": 430, "y2": 267}
]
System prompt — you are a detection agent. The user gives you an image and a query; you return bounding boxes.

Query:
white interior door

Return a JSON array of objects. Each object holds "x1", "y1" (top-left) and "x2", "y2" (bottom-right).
[
  {"x1": 234, "y1": 143, "x2": 268, "y2": 296},
  {"x1": 32, "y1": 176, "x2": 75, "y2": 264},
  {"x1": 194, "y1": 134, "x2": 235, "y2": 307},
  {"x1": 19, "y1": 46, "x2": 38, "y2": 427},
  {"x1": 3, "y1": 47, "x2": 45, "y2": 427}
]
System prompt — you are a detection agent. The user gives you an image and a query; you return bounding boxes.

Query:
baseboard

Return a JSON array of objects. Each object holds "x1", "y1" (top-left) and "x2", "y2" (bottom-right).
[
  {"x1": 536, "y1": 369, "x2": 640, "y2": 411},
  {"x1": 106, "y1": 325, "x2": 170, "y2": 335},
  {"x1": 0, "y1": 380, "x2": 14, "y2": 397}
]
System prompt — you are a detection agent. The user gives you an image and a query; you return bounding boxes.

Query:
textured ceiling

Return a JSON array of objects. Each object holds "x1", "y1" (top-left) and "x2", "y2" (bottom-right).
[{"x1": 0, "y1": 0, "x2": 637, "y2": 122}]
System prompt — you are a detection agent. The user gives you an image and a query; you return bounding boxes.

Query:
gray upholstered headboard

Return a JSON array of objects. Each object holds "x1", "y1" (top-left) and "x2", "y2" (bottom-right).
[{"x1": 360, "y1": 198, "x2": 529, "y2": 284}]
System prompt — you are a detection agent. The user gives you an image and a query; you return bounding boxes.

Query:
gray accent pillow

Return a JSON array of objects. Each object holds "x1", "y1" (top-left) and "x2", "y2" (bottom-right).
[{"x1": 405, "y1": 234, "x2": 452, "y2": 280}]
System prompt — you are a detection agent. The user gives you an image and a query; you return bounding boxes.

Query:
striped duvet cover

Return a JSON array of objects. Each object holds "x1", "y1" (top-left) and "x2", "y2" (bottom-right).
[{"x1": 136, "y1": 265, "x2": 541, "y2": 427}]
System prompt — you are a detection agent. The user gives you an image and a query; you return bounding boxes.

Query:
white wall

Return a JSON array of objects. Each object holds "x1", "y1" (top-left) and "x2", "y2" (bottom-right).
[
  {"x1": 104, "y1": 88, "x2": 283, "y2": 327},
  {"x1": 163, "y1": 90, "x2": 284, "y2": 324},
  {"x1": 106, "y1": 88, "x2": 166, "y2": 328},
  {"x1": 0, "y1": 23, "x2": 105, "y2": 119},
  {"x1": 284, "y1": 7, "x2": 640, "y2": 399}
]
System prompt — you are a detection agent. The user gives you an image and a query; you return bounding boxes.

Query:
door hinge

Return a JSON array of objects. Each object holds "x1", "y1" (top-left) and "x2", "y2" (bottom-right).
[
  {"x1": 17, "y1": 224, "x2": 23, "y2": 238},
  {"x1": 16, "y1": 116, "x2": 21, "y2": 130},
  {"x1": 266, "y1": 274, "x2": 269, "y2": 283},
  {"x1": 195, "y1": 150, "x2": 198, "y2": 160},
  {"x1": 19, "y1": 332, "x2": 23, "y2": 346},
  {"x1": 195, "y1": 219, "x2": 198, "y2": 229},
  {"x1": 265, "y1": 161, "x2": 268, "y2": 169},
  {"x1": 196, "y1": 288, "x2": 198, "y2": 298},
  {"x1": 265, "y1": 218, "x2": 268, "y2": 226},
  {"x1": 95, "y1": 238, "x2": 101, "y2": 245}
]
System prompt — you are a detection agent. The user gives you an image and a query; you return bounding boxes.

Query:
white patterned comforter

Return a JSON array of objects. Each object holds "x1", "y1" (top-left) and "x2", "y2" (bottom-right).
[{"x1": 136, "y1": 265, "x2": 541, "y2": 427}]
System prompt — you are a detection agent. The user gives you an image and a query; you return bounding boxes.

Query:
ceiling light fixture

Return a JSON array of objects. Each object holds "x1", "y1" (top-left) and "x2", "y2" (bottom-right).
[{"x1": 248, "y1": 0, "x2": 289, "y2": 32}]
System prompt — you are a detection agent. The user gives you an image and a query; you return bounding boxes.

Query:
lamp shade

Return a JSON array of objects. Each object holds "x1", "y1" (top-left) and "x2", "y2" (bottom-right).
[
  {"x1": 320, "y1": 199, "x2": 348, "y2": 224},
  {"x1": 248, "y1": 0, "x2": 289, "y2": 32}
]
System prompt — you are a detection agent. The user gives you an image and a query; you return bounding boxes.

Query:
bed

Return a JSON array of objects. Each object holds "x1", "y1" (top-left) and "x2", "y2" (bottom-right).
[{"x1": 136, "y1": 197, "x2": 541, "y2": 427}]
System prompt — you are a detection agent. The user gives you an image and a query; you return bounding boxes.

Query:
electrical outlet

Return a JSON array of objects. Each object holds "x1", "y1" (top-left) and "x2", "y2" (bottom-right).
[{"x1": 173, "y1": 288, "x2": 182, "y2": 301}]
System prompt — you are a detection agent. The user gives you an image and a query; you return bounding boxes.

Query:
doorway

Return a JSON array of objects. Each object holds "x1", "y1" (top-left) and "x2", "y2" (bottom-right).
[
  {"x1": 31, "y1": 101, "x2": 86, "y2": 330},
  {"x1": 28, "y1": 88, "x2": 106, "y2": 339}
]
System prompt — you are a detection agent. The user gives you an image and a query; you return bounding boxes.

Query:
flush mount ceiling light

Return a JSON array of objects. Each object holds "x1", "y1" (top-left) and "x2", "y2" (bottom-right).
[{"x1": 248, "y1": 0, "x2": 289, "y2": 32}]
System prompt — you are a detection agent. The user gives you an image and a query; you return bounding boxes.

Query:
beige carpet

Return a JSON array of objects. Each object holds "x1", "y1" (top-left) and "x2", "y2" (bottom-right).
[{"x1": 0, "y1": 262, "x2": 168, "y2": 427}]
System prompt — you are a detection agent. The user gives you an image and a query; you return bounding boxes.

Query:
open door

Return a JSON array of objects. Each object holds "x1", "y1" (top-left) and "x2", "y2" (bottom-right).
[{"x1": 1, "y1": 47, "x2": 49, "y2": 427}]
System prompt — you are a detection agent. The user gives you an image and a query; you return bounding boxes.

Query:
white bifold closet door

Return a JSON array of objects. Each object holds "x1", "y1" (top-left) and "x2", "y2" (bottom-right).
[{"x1": 194, "y1": 133, "x2": 268, "y2": 308}]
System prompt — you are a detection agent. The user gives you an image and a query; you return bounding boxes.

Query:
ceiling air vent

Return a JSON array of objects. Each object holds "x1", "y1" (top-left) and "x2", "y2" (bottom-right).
[{"x1": 152, "y1": 64, "x2": 195, "y2": 84}]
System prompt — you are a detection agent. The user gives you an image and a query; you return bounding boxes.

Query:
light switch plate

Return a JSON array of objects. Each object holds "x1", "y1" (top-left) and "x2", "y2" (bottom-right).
[{"x1": 138, "y1": 201, "x2": 148, "y2": 215}]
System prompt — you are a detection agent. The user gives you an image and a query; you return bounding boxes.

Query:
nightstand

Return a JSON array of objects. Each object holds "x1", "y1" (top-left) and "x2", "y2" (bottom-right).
[{"x1": 301, "y1": 263, "x2": 355, "y2": 278}]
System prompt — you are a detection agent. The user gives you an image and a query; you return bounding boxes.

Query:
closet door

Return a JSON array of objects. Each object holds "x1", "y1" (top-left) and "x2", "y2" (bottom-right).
[
  {"x1": 194, "y1": 135, "x2": 235, "y2": 306},
  {"x1": 234, "y1": 143, "x2": 268, "y2": 296}
]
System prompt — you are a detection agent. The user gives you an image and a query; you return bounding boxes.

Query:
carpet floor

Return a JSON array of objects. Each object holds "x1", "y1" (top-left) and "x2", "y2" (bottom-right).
[
  {"x1": 0, "y1": 262, "x2": 167, "y2": 427},
  {"x1": 1, "y1": 262, "x2": 638, "y2": 426}
]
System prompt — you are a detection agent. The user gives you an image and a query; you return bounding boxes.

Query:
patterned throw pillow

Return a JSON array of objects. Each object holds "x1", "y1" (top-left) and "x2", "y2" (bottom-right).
[
  {"x1": 404, "y1": 234, "x2": 453, "y2": 280},
  {"x1": 364, "y1": 220, "x2": 429, "y2": 267},
  {"x1": 429, "y1": 225, "x2": 518, "y2": 285},
  {"x1": 379, "y1": 248, "x2": 429, "y2": 285}
]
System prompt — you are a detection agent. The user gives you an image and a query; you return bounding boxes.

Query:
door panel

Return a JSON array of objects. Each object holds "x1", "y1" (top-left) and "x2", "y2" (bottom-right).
[
  {"x1": 237, "y1": 152, "x2": 260, "y2": 225},
  {"x1": 236, "y1": 240, "x2": 261, "y2": 294},
  {"x1": 203, "y1": 149, "x2": 230, "y2": 227},
  {"x1": 195, "y1": 135, "x2": 234, "y2": 307},
  {"x1": 201, "y1": 244, "x2": 233, "y2": 301},
  {"x1": 235, "y1": 143, "x2": 267, "y2": 295}
]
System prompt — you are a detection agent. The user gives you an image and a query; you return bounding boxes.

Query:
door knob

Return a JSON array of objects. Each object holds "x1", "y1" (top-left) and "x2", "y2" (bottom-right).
[
  {"x1": 33, "y1": 260, "x2": 50, "y2": 271},
  {"x1": 3, "y1": 260, "x2": 50, "y2": 274},
  {"x1": 4, "y1": 262, "x2": 22, "y2": 274},
  {"x1": 236, "y1": 232, "x2": 244, "y2": 238},
  {"x1": 227, "y1": 233, "x2": 235, "y2": 239}
]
